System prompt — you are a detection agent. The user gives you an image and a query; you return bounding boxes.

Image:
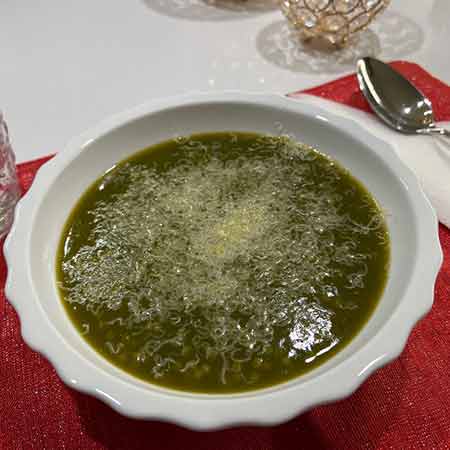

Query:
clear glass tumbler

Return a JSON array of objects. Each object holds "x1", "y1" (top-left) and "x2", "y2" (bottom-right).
[{"x1": 0, "y1": 113, "x2": 20, "y2": 239}]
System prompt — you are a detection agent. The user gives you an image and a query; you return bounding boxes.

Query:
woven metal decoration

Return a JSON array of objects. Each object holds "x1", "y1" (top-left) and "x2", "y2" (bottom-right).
[{"x1": 279, "y1": 0, "x2": 390, "y2": 47}]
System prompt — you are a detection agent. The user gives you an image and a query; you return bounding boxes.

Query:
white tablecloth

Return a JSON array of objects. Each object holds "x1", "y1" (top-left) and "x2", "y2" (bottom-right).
[{"x1": 1, "y1": 0, "x2": 449, "y2": 162}]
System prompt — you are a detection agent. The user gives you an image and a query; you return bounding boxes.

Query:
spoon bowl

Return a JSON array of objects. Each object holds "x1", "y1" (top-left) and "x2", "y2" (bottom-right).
[{"x1": 357, "y1": 57, "x2": 450, "y2": 137}]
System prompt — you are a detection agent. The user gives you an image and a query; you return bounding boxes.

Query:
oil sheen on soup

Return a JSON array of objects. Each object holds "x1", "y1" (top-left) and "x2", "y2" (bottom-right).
[{"x1": 57, "y1": 132, "x2": 390, "y2": 393}]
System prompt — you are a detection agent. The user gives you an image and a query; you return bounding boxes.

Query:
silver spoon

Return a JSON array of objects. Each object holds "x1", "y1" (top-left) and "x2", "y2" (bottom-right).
[{"x1": 357, "y1": 57, "x2": 450, "y2": 138}]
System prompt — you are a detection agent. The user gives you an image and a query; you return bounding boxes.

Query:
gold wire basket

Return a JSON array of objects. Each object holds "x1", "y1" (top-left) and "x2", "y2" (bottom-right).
[{"x1": 279, "y1": 0, "x2": 391, "y2": 47}]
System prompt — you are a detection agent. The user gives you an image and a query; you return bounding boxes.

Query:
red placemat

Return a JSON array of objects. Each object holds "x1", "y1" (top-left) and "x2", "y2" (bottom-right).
[{"x1": 1, "y1": 62, "x2": 450, "y2": 450}]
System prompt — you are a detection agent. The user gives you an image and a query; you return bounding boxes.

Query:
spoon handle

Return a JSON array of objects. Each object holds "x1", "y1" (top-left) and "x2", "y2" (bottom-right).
[{"x1": 418, "y1": 127, "x2": 450, "y2": 138}]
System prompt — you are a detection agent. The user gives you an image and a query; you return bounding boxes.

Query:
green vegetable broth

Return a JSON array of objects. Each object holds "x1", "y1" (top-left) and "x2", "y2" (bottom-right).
[{"x1": 57, "y1": 132, "x2": 389, "y2": 393}]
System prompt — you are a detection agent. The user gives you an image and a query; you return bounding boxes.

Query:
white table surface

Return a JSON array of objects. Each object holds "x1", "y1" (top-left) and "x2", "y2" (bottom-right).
[{"x1": 1, "y1": 0, "x2": 449, "y2": 162}]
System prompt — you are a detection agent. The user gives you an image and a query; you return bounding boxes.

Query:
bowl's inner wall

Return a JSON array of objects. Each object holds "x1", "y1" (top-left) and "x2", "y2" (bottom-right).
[{"x1": 30, "y1": 100, "x2": 417, "y2": 394}]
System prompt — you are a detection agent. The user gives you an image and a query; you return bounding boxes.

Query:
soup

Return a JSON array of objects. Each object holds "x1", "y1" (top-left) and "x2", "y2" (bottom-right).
[{"x1": 57, "y1": 132, "x2": 389, "y2": 393}]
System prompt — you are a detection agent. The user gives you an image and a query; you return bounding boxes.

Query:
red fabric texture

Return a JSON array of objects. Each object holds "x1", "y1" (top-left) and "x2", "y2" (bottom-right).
[{"x1": 1, "y1": 62, "x2": 450, "y2": 449}]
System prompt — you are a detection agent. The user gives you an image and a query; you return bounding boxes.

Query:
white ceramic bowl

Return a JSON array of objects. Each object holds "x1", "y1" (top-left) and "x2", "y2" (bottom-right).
[{"x1": 4, "y1": 93, "x2": 442, "y2": 430}]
